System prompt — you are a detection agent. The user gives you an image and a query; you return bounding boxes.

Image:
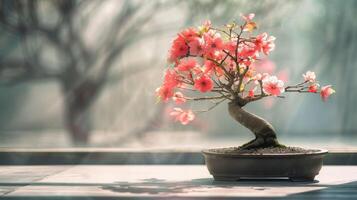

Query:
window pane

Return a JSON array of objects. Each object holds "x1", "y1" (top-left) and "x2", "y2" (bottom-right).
[{"x1": 0, "y1": 0, "x2": 355, "y2": 149}]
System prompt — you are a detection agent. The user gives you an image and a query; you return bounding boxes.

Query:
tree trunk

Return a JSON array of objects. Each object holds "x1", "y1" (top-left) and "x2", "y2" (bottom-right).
[
  {"x1": 64, "y1": 97, "x2": 91, "y2": 145},
  {"x1": 62, "y1": 79, "x2": 100, "y2": 145},
  {"x1": 228, "y1": 100, "x2": 282, "y2": 149}
]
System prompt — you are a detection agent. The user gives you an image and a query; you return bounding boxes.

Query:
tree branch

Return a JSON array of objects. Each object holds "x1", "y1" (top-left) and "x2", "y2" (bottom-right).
[
  {"x1": 194, "y1": 98, "x2": 227, "y2": 113},
  {"x1": 186, "y1": 94, "x2": 231, "y2": 101}
]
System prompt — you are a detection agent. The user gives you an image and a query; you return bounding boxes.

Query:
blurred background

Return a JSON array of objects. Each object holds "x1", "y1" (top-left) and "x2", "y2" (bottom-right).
[{"x1": 0, "y1": 0, "x2": 355, "y2": 149}]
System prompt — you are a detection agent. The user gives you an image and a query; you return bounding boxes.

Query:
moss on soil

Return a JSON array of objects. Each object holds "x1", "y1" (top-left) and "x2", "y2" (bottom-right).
[{"x1": 209, "y1": 146, "x2": 320, "y2": 155}]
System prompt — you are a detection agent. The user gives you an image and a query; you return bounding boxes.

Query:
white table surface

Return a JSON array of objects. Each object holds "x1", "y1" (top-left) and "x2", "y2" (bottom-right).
[{"x1": 0, "y1": 165, "x2": 357, "y2": 199}]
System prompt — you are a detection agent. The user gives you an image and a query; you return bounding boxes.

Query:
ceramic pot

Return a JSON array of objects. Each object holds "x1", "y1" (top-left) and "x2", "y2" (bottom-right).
[{"x1": 202, "y1": 148, "x2": 328, "y2": 181}]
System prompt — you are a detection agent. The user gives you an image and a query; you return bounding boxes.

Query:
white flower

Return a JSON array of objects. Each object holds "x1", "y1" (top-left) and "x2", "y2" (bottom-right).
[{"x1": 303, "y1": 71, "x2": 316, "y2": 82}]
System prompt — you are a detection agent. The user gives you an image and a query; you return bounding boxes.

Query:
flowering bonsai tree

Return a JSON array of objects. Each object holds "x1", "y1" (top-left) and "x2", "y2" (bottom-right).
[{"x1": 156, "y1": 14, "x2": 335, "y2": 150}]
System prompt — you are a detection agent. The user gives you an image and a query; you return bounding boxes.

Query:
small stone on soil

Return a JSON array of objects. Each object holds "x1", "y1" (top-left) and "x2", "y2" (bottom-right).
[{"x1": 209, "y1": 146, "x2": 319, "y2": 155}]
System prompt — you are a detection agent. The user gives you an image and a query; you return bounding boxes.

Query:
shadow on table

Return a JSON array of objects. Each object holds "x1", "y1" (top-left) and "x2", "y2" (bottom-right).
[
  {"x1": 101, "y1": 178, "x2": 319, "y2": 195},
  {"x1": 1, "y1": 179, "x2": 357, "y2": 199}
]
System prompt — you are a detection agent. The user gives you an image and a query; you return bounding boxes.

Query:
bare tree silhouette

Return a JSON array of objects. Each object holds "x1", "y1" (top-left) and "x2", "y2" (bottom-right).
[
  {"x1": 0, "y1": 0, "x2": 174, "y2": 145},
  {"x1": 0, "y1": 0, "x2": 299, "y2": 146}
]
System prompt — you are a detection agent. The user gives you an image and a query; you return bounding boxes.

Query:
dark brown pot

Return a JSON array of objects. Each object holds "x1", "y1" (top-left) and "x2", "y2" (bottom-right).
[{"x1": 202, "y1": 148, "x2": 328, "y2": 181}]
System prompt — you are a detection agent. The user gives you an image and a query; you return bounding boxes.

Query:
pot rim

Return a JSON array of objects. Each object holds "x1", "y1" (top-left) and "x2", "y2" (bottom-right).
[{"x1": 202, "y1": 148, "x2": 328, "y2": 158}]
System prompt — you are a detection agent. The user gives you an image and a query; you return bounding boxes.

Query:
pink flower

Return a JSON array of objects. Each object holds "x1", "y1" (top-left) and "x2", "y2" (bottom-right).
[
  {"x1": 172, "y1": 92, "x2": 186, "y2": 104},
  {"x1": 169, "y1": 36, "x2": 189, "y2": 62},
  {"x1": 203, "y1": 60, "x2": 224, "y2": 77},
  {"x1": 240, "y1": 13, "x2": 255, "y2": 21},
  {"x1": 177, "y1": 58, "x2": 197, "y2": 71},
  {"x1": 254, "y1": 33, "x2": 267, "y2": 51},
  {"x1": 248, "y1": 87, "x2": 257, "y2": 98},
  {"x1": 224, "y1": 40, "x2": 237, "y2": 54},
  {"x1": 188, "y1": 38, "x2": 204, "y2": 56},
  {"x1": 262, "y1": 37, "x2": 275, "y2": 55},
  {"x1": 170, "y1": 108, "x2": 195, "y2": 125},
  {"x1": 163, "y1": 69, "x2": 180, "y2": 88},
  {"x1": 320, "y1": 85, "x2": 335, "y2": 101},
  {"x1": 254, "y1": 33, "x2": 275, "y2": 55},
  {"x1": 262, "y1": 75, "x2": 284, "y2": 96},
  {"x1": 308, "y1": 83, "x2": 319, "y2": 93},
  {"x1": 202, "y1": 60, "x2": 216, "y2": 74},
  {"x1": 156, "y1": 85, "x2": 174, "y2": 102},
  {"x1": 253, "y1": 73, "x2": 269, "y2": 84},
  {"x1": 238, "y1": 44, "x2": 259, "y2": 60},
  {"x1": 194, "y1": 75, "x2": 214, "y2": 93},
  {"x1": 203, "y1": 32, "x2": 224, "y2": 57},
  {"x1": 303, "y1": 71, "x2": 316, "y2": 82},
  {"x1": 180, "y1": 28, "x2": 199, "y2": 42}
]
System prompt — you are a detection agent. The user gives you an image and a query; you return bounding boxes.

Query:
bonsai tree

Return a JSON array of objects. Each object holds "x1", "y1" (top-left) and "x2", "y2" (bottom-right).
[{"x1": 156, "y1": 14, "x2": 335, "y2": 150}]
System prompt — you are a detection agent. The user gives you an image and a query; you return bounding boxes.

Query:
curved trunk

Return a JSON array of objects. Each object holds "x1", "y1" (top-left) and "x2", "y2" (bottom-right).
[{"x1": 228, "y1": 101, "x2": 282, "y2": 149}]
